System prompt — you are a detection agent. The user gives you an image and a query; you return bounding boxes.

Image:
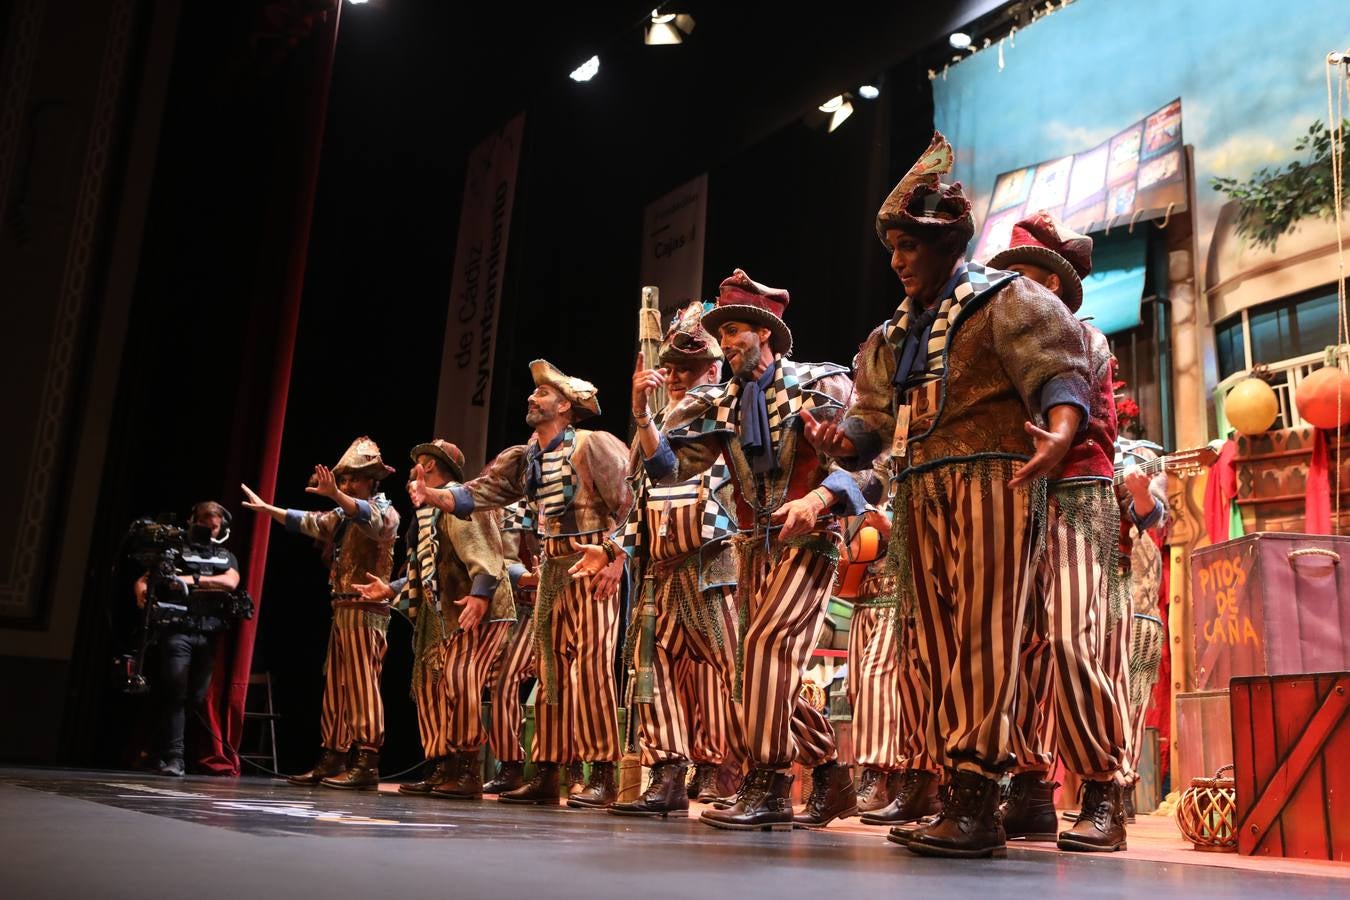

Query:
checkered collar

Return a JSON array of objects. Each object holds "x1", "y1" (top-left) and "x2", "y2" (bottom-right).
[
  {"x1": 883, "y1": 261, "x2": 1017, "y2": 349},
  {"x1": 664, "y1": 358, "x2": 848, "y2": 443}
]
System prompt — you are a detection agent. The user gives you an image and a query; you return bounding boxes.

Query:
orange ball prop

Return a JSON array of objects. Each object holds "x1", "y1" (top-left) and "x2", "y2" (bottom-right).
[
  {"x1": 1226, "y1": 378, "x2": 1279, "y2": 435},
  {"x1": 1295, "y1": 366, "x2": 1350, "y2": 429}
]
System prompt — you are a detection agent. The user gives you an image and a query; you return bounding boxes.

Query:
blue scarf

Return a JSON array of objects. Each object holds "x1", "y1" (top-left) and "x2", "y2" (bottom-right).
[
  {"x1": 892, "y1": 267, "x2": 965, "y2": 389},
  {"x1": 526, "y1": 430, "x2": 566, "y2": 500},
  {"x1": 739, "y1": 360, "x2": 778, "y2": 474}
]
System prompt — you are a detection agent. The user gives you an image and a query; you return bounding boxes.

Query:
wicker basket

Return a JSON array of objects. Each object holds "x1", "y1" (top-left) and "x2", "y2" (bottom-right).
[{"x1": 1176, "y1": 764, "x2": 1239, "y2": 852}]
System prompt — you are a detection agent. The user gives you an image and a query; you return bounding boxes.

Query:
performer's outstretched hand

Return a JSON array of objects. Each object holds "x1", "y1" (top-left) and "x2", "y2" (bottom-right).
[
  {"x1": 306, "y1": 464, "x2": 339, "y2": 499},
  {"x1": 801, "y1": 409, "x2": 856, "y2": 458},
  {"x1": 772, "y1": 493, "x2": 827, "y2": 540},
  {"x1": 1009, "y1": 406, "x2": 1080, "y2": 488},
  {"x1": 240, "y1": 483, "x2": 284, "y2": 522},
  {"x1": 568, "y1": 545, "x2": 609, "y2": 580},
  {"x1": 353, "y1": 571, "x2": 394, "y2": 602},
  {"x1": 454, "y1": 595, "x2": 487, "y2": 629},
  {"x1": 407, "y1": 464, "x2": 429, "y2": 508}
]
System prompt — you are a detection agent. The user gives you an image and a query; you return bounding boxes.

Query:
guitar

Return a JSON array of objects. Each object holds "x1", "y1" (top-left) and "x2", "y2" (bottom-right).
[{"x1": 1113, "y1": 442, "x2": 1220, "y2": 485}]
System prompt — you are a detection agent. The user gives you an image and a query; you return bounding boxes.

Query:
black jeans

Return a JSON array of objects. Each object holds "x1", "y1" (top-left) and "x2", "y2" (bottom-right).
[{"x1": 155, "y1": 630, "x2": 217, "y2": 762}]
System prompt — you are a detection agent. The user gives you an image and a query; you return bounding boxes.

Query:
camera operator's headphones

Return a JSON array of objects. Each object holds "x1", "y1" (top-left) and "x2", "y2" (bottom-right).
[{"x1": 189, "y1": 501, "x2": 232, "y2": 544}]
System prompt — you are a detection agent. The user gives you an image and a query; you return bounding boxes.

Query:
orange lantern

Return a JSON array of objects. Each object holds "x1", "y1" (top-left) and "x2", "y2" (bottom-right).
[
  {"x1": 1295, "y1": 365, "x2": 1350, "y2": 429},
  {"x1": 1226, "y1": 378, "x2": 1279, "y2": 435},
  {"x1": 1175, "y1": 764, "x2": 1239, "y2": 852}
]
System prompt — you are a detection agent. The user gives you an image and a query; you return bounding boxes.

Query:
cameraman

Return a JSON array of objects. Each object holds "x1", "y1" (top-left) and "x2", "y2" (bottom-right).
[{"x1": 133, "y1": 501, "x2": 241, "y2": 776}]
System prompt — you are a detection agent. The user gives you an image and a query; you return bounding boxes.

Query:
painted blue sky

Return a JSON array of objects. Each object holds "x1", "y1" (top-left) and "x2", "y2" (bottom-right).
[{"x1": 933, "y1": 0, "x2": 1350, "y2": 277}]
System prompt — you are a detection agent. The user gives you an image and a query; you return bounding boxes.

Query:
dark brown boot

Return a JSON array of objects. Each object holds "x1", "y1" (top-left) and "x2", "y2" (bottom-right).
[
  {"x1": 610, "y1": 761, "x2": 689, "y2": 818},
  {"x1": 793, "y1": 761, "x2": 857, "y2": 829},
  {"x1": 567, "y1": 761, "x2": 618, "y2": 809},
  {"x1": 687, "y1": 763, "x2": 721, "y2": 801},
  {"x1": 498, "y1": 762, "x2": 560, "y2": 805},
  {"x1": 482, "y1": 760, "x2": 525, "y2": 795},
  {"x1": 1057, "y1": 780, "x2": 1127, "y2": 852},
  {"x1": 566, "y1": 762, "x2": 586, "y2": 798},
  {"x1": 399, "y1": 756, "x2": 457, "y2": 795},
  {"x1": 856, "y1": 768, "x2": 902, "y2": 814},
  {"x1": 700, "y1": 767, "x2": 795, "y2": 831},
  {"x1": 1124, "y1": 787, "x2": 1137, "y2": 823},
  {"x1": 999, "y1": 771, "x2": 1059, "y2": 841},
  {"x1": 287, "y1": 747, "x2": 348, "y2": 786},
  {"x1": 862, "y1": 769, "x2": 940, "y2": 825},
  {"x1": 906, "y1": 769, "x2": 1006, "y2": 859},
  {"x1": 322, "y1": 747, "x2": 380, "y2": 790},
  {"x1": 432, "y1": 750, "x2": 485, "y2": 801}
]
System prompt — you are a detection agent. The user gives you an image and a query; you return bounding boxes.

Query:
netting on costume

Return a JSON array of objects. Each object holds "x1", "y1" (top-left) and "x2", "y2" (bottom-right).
[{"x1": 533, "y1": 553, "x2": 579, "y2": 704}]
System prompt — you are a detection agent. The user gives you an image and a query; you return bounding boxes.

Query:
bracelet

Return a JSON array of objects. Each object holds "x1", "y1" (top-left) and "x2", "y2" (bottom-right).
[
  {"x1": 633, "y1": 407, "x2": 652, "y2": 426},
  {"x1": 602, "y1": 539, "x2": 620, "y2": 564},
  {"x1": 811, "y1": 487, "x2": 832, "y2": 510}
]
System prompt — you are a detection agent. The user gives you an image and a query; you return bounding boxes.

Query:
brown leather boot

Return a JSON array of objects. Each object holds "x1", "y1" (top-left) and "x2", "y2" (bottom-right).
[
  {"x1": 793, "y1": 761, "x2": 857, "y2": 829},
  {"x1": 906, "y1": 769, "x2": 1006, "y2": 859},
  {"x1": 287, "y1": 747, "x2": 348, "y2": 786},
  {"x1": 1057, "y1": 780, "x2": 1127, "y2": 852},
  {"x1": 431, "y1": 750, "x2": 485, "y2": 801},
  {"x1": 567, "y1": 761, "x2": 618, "y2": 809},
  {"x1": 886, "y1": 777, "x2": 947, "y2": 845},
  {"x1": 610, "y1": 761, "x2": 689, "y2": 818},
  {"x1": 1000, "y1": 771, "x2": 1059, "y2": 841},
  {"x1": 700, "y1": 767, "x2": 795, "y2": 831},
  {"x1": 482, "y1": 760, "x2": 525, "y2": 795},
  {"x1": 856, "y1": 768, "x2": 902, "y2": 814},
  {"x1": 566, "y1": 762, "x2": 586, "y2": 798},
  {"x1": 322, "y1": 747, "x2": 380, "y2": 790},
  {"x1": 1124, "y1": 787, "x2": 1137, "y2": 823},
  {"x1": 687, "y1": 763, "x2": 721, "y2": 801},
  {"x1": 399, "y1": 756, "x2": 457, "y2": 795},
  {"x1": 862, "y1": 769, "x2": 940, "y2": 825},
  {"x1": 498, "y1": 762, "x2": 560, "y2": 805}
]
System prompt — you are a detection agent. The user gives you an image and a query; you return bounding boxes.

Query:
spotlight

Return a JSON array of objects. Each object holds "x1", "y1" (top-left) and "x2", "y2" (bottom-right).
[
  {"x1": 948, "y1": 31, "x2": 972, "y2": 50},
  {"x1": 858, "y1": 84, "x2": 880, "y2": 100},
  {"x1": 346, "y1": 0, "x2": 369, "y2": 5},
  {"x1": 570, "y1": 55, "x2": 600, "y2": 82},
  {"x1": 818, "y1": 95, "x2": 854, "y2": 132},
  {"x1": 645, "y1": 9, "x2": 696, "y2": 45}
]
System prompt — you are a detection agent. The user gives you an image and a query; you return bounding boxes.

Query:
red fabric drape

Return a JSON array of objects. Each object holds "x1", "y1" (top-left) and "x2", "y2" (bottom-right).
[
  {"x1": 1204, "y1": 438, "x2": 1239, "y2": 544},
  {"x1": 1306, "y1": 428, "x2": 1332, "y2": 535},
  {"x1": 196, "y1": 4, "x2": 342, "y2": 776},
  {"x1": 1143, "y1": 531, "x2": 1172, "y2": 781}
]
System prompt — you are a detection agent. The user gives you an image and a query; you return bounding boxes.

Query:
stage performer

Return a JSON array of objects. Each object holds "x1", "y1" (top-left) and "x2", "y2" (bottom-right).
[
  {"x1": 242, "y1": 436, "x2": 400, "y2": 790},
  {"x1": 352, "y1": 439, "x2": 515, "y2": 800},
  {"x1": 411, "y1": 361, "x2": 631, "y2": 809},
  {"x1": 805, "y1": 134, "x2": 1091, "y2": 858}
]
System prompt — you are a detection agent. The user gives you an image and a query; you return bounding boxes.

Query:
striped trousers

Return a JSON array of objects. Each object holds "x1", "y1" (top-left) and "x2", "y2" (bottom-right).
[
  {"x1": 412, "y1": 621, "x2": 510, "y2": 758},
  {"x1": 320, "y1": 606, "x2": 389, "y2": 751},
  {"x1": 635, "y1": 582, "x2": 742, "y2": 767},
  {"x1": 1009, "y1": 483, "x2": 1130, "y2": 781},
  {"x1": 848, "y1": 606, "x2": 933, "y2": 771},
  {"x1": 534, "y1": 543, "x2": 622, "y2": 764},
  {"x1": 675, "y1": 656, "x2": 736, "y2": 766},
  {"x1": 486, "y1": 603, "x2": 537, "y2": 763},
  {"x1": 1101, "y1": 571, "x2": 1137, "y2": 782},
  {"x1": 738, "y1": 536, "x2": 840, "y2": 769},
  {"x1": 906, "y1": 470, "x2": 1038, "y2": 775}
]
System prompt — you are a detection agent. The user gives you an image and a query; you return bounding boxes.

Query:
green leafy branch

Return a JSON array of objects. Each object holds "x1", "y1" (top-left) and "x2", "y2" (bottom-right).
[{"x1": 1211, "y1": 119, "x2": 1350, "y2": 250}]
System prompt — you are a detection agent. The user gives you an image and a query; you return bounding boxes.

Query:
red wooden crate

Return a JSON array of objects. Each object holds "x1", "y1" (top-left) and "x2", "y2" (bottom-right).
[{"x1": 1230, "y1": 672, "x2": 1350, "y2": 860}]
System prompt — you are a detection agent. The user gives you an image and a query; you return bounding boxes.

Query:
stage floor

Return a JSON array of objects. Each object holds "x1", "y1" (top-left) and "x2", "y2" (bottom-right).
[{"x1": 2, "y1": 767, "x2": 1345, "y2": 898}]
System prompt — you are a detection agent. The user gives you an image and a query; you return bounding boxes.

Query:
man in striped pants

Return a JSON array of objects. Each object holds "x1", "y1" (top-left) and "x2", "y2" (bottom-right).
[
  {"x1": 807, "y1": 134, "x2": 1091, "y2": 858},
  {"x1": 482, "y1": 501, "x2": 539, "y2": 795},
  {"x1": 414, "y1": 360, "x2": 632, "y2": 809},
  {"x1": 242, "y1": 436, "x2": 400, "y2": 790},
  {"x1": 636, "y1": 271, "x2": 868, "y2": 831},
  {"x1": 354, "y1": 440, "x2": 515, "y2": 800},
  {"x1": 988, "y1": 213, "x2": 1132, "y2": 852},
  {"x1": 676, "y1": 657, "x2": 739, "y2": 800},
  {"x1": 572, "y1": 301, "x2": 743, "y2": 817}
]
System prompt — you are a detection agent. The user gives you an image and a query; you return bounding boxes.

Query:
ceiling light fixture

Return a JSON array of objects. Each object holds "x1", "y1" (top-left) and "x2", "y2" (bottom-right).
[
  {"x1": 645, "y1": 9, "x2": 696, "y2": 45},
  {"x1": 570, "y1": 55, "x2": 600, "y2": 82},
  {"x1": 948, "y1": 31, "x2": 972, "y2": 50},
  {"x1": 858, "y1": 84, "x2": 880, "y2": 100}
]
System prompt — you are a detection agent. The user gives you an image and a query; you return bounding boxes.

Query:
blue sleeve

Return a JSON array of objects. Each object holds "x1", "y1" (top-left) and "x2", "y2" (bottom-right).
[
  {"x1": 643, "y1": 435, "x2": 678, "y2": 480},
  {"x1": 284, "y1": 509, "x2": 304, "y2": 533},
  {"x1": 388, "y1": 577, "x2": 408, "y2": 594},
  {"x1": 1039, "y1": 373, "x2": 1092, "y2": 434},
  {"x1": 840, "y1": 418, "x2": 885, "y2": 469},
  {"x1": 448, "y1": 484, "x2": 476, "y2": 518},
  {"x1": 507, "y1": 563, "x2": 528, "y2": 590},
  {"x1": 821, "y1": 469, "x2": 867, "y2": 517},
  {"x1": 350, "y1": 499, "x2": 373, "y2": 524},
  {"x1": 1129, "y1": 499, "x2": 1164, "y2": 531},
  {"x1": 470, "y1": 574, "x2": 499, "y2": 598}
]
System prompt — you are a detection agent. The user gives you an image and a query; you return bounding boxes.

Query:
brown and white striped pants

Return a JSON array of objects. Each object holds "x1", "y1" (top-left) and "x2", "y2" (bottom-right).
[
  {"x1": 1009, "y1": 483, "x2": 1130, "y2": 782},
  {"x1": 675, "y1": 655, "x2": 736, "y2": 766},
  {"x1": 738, "y1": 536, "x2": 840, "y2": 769},
  {"x1": 320, "y1": 606, "x2": 389, "y2": 751},
  {"x1": 486, "y1": 603, "x2": 537, "y2": 763},
  {"x1": 533, "y1": 538, "x2": 622, "y2": 764},
  {"x1": 635, "y1": 582, "x2": 742, "y2": 767},
  {"x1": 1101, "y1": 571, "x2": 1137, "y2": 783},
  {"x1": 906, "y1": 471, "x2": 1038, "y2": 775},
  {"x1": 848, "y1": 605, "x2": 934, "y2": 771},
  {"x1": 412, "y1": 621, "x2": 510, "y2": 759}
]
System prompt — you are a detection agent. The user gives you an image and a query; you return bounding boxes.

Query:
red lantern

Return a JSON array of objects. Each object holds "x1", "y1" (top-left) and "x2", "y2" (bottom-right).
[{"x1": 1295, "y1": 366, "x2": 1350, "y2": 429}]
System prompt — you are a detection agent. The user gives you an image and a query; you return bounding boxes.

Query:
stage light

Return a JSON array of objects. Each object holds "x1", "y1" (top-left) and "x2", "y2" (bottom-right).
[
  {"x1": 570, "y1": 55, "x2": 600, "y2": 82},
  {"x1": 346, "y1": 0, "x2": 369, "y2": 5},
  {"x1": 949, "y1": 31, "x2": 972, "y2": 50},
  {"x1": 818, "y1": 95, "x2": 854, "y2": 132},
  {"x1": 645, "y1": 10, "x2": 695, "y2": 45},
  {"x1": 819, "y1": 95, "x2": 846, "y2": 113},
  {"x1": 858, "y1": 84, "x2": 880, "y2": 100}
]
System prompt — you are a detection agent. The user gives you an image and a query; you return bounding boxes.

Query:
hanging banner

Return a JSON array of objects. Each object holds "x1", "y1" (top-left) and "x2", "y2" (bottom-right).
[
  {"x1": 639, "y1": 173, "x2": 708, "y2": 319},
  {"x1": 434, "y1": 113, "x2": 525, "y2": 474}
]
